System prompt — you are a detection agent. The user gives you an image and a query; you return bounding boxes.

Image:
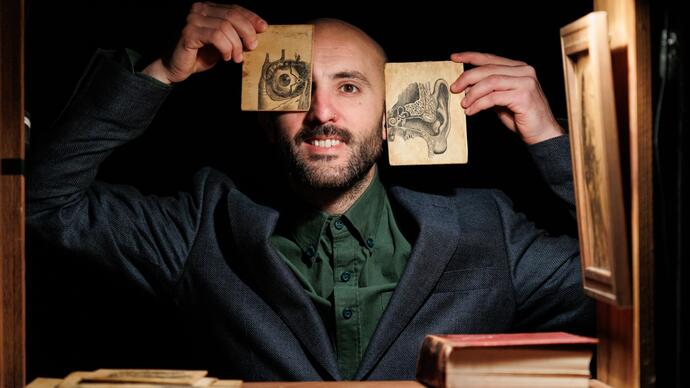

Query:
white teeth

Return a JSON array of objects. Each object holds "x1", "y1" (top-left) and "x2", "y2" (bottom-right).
[{"x1": 311, "y1": 139, "x2": 341, "y2": 148}]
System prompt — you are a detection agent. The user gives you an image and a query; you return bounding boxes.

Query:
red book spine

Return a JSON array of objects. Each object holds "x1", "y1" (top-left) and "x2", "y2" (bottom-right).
[{"x1": 416, "y1": 336, "x2": 452, "y2": 388}]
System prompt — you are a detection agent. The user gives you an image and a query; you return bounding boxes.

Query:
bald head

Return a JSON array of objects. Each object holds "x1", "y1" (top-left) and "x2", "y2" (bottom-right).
[{"x1": 310, "y1": 18, "x2": 387, "y2": 67}]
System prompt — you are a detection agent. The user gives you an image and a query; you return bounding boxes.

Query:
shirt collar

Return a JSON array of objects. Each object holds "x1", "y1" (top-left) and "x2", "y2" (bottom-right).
[
  {"x1": 288, "y1": 206, "x2": 329, "y2": 261},
  {"x1": 341, "y1": 169, "x2": 386, "y2": 248},
  {"x1": 287, "y1": 168, "x2": 387, "y2": 260}
]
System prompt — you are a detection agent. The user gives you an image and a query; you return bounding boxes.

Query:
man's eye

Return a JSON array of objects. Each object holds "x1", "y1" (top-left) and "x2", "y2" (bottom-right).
[{"x1": 340, "y1": 84, "x2": 359, "y2": 94}]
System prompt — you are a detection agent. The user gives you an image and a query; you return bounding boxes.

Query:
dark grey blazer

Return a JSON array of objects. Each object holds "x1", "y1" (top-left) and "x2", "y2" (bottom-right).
[{"x1": 27, "y1": 51, "x2": 593, "y2": 381}]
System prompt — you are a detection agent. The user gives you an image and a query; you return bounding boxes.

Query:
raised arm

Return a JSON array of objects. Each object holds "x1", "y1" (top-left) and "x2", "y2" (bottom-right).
[
  {"x1": 143, "y1": 2, "x2": 267, "y2": 84},
  {"x1": 449, "y1": 52, "x2": 592, "y2": 331},
  {"x1": 26, "y1": 3, "x2": 267, "y2": 296},
  {"x1": 491, "y1": 189, "x2": 594, "y2": 335},
  {"x1": 450, "y1": 51, "x2": 573, "y2": 206}
]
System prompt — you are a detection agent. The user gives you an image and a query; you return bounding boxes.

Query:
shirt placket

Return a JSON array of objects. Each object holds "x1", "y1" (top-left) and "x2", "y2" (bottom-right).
[{"x1": 330, "y1": 216, "x2": 360, "y2": 379}]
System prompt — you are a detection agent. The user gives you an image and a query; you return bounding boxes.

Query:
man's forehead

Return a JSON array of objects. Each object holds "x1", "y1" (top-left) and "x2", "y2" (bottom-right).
[
  {"x1": 312, "y1": 20, "x2": 385, "y2": 63},
  {"x1": 312, "y1": 47, "x2": 380, "y2": 84},
  {"x1": 314, "y1": 32, "x2": 369, "y2": 56},
  {"x1": 311, "y1": 24, "x2": 384, "y2": 82}
]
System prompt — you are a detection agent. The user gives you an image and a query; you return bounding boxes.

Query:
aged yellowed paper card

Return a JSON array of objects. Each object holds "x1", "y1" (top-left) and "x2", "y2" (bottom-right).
[
  {"x1": 385, "y1": 61, "x2": 467, "y2": 165},
  {"x1": 241, "y1": 25, "x2": 313, "y2": 111}
]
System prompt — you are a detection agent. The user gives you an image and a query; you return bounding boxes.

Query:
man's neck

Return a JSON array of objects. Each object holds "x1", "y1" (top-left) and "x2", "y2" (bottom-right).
[{"x1": 290, "y1": 166, "x2": 377, "y2": 215}]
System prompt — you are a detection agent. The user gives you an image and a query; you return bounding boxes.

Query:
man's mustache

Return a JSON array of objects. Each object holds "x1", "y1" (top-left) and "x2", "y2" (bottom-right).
[{"x1": 296, "y1": 124, "x2": 353, "y2": 144}]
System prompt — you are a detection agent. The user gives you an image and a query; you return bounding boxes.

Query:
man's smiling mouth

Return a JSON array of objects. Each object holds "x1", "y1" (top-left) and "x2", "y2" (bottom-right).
[{"x1": 307, "y1": 137, "x2": 343, "y2": 148}]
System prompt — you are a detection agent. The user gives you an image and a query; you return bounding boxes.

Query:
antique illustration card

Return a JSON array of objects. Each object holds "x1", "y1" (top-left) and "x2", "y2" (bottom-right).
[
  {"x1": 241, "y1": 25, "x2": 313, "y2": 111},
  {"x1": 385, "y1": 61, "x2": 467, "y2": 165}
]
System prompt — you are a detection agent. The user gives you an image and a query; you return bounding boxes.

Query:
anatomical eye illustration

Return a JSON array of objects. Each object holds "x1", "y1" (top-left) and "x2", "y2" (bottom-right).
[{"x1": 259, "y1": 49, "x2": 311, "y2": 110}]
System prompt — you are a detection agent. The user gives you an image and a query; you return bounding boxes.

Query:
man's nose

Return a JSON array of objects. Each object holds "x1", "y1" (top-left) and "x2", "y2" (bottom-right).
[{"x1": 306, "y1": 87, "x2": 338, "y2": 124}]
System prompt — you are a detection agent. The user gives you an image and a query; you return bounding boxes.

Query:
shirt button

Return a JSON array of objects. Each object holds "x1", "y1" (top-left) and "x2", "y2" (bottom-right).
[
  {"x1": 305, "y1": 245, "x2": 316, "y2": 257},
  {"x1": 340, "y1": 271, "x2": 351, "y2": 282},
  {"x1": 342, "y1": 308, "x2": 353, "y2": 319},
  {"x1": 334, "y1": 218, "x2": 345, "y2": 230},
  {"x1": 366, "y1": 238, "x2": 375, "y2": 248}
]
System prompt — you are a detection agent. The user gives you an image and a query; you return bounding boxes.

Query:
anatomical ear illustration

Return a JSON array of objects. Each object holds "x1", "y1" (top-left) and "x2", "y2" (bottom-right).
[
  {"x1": 385, "y1": 61, "x2": 467, "y2": 165},
  {"x1": 387, "y1": 79, "x2": 451, "y2": 157}
]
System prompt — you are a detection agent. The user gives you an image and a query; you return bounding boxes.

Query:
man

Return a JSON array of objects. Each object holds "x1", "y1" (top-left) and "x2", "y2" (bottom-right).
[{"x1": 27, "y1": 2, "x2": 593, "y2": 381}]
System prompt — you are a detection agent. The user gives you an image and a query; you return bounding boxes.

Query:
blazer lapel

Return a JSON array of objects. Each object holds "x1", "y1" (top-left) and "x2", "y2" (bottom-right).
[
  {"x1": 226, "y1": 192, "x2": 341, "y2": 380},
  {"x1": 354, "y1": 186, "x2": 460, "y2": 380}
]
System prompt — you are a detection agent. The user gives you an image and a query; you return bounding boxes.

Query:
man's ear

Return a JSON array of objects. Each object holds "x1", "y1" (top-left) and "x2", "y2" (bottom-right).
[
  {"x1": 258, "y1": 113, "x2": 276, "y2": 143},
  {"x1": 434, "y1": 79, "x2": 450, "y2": 136}
]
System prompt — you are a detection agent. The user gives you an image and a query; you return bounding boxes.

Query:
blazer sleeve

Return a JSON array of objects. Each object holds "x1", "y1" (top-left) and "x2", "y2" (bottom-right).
[
  {"x1": 490, "y1": 190, "x2": 595, "y2": 335},
  {"x1": 528, "y1": 135, "x2": 575, "y2": 211},
  {"x1": 26, "y1": 49, "x2": 201, "y2": 297},
  {"x1": 488, "y1": 135, "x2": 594, "y2": 334}
]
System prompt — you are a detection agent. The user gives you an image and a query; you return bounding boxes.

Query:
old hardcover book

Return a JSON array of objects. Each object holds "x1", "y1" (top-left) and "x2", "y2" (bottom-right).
[{"x1": 416, "y1": 332, "x2": 597, "y2": 388}]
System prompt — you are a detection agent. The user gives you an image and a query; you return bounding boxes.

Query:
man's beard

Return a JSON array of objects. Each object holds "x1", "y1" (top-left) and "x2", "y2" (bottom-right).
[{"x1": 277, "y1": 123, "x2": 383, "y2": 190}]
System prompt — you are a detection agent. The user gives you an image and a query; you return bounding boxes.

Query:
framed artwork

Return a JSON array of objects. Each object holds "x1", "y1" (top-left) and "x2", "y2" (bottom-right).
[{"x1": 560, "y1": 11, "x2": 631, "y2": 307}]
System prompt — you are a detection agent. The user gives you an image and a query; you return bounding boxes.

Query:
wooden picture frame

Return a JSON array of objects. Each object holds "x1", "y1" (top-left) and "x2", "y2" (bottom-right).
[
  {"x1": 1, "y1": 0, "x2": 26, "y2": 385},
  {"x1": 560, "y1": 11, "x2": 631, "y2": 307}
]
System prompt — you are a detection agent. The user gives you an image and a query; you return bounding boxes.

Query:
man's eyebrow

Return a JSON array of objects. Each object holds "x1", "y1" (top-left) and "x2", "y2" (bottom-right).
[{"x1": 332, "y1": 71, "x2": 371, "y2": 86}]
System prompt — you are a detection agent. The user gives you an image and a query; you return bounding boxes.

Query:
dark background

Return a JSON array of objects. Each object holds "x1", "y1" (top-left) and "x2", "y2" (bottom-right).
[
  {"x1": 26, "y1": 0, "x2": 688, "y2": 385},
  {"x1": 22, "y1": 0, "x2": 592, "y2": 380}
]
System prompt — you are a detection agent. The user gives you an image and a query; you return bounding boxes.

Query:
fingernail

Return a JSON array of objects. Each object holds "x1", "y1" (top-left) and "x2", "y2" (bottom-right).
[{"x1": 249, "y1": 40, "x2": 258, "y2": 50}]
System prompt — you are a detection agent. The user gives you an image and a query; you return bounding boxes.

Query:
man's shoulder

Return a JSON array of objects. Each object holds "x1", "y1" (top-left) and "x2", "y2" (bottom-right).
[
  {"x1": 186, "y1": 167, "x2": 240, "y2": 201},
  {"x1": 190, "y1": 166, "x2": 235, "y2": 186},
  {"x1": 189, "y1": 167, "x2": 282, "y2": 212},
  {"x1": 385, "y1": 183, "x2": 509, "y2": 212}
]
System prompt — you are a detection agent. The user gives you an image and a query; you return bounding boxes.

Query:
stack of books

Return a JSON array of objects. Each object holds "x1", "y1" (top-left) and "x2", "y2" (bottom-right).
[{"x1": 416, "y1": 332, "x2": 598, "y2": 388}]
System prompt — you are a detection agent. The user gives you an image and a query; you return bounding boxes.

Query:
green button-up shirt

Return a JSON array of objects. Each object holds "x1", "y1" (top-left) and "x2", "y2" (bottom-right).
[{"x1": 271, "y1": 171, "x2": 412, "y2": 379}]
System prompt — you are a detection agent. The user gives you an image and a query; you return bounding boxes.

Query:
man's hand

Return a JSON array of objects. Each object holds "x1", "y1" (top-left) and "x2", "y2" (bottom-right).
[
  {"x1": 450, "y1": 52, "x2": 563, "y2": 145},
  {"x1": 142, "y1": 2, "x2": 267, "y2": 84}
]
